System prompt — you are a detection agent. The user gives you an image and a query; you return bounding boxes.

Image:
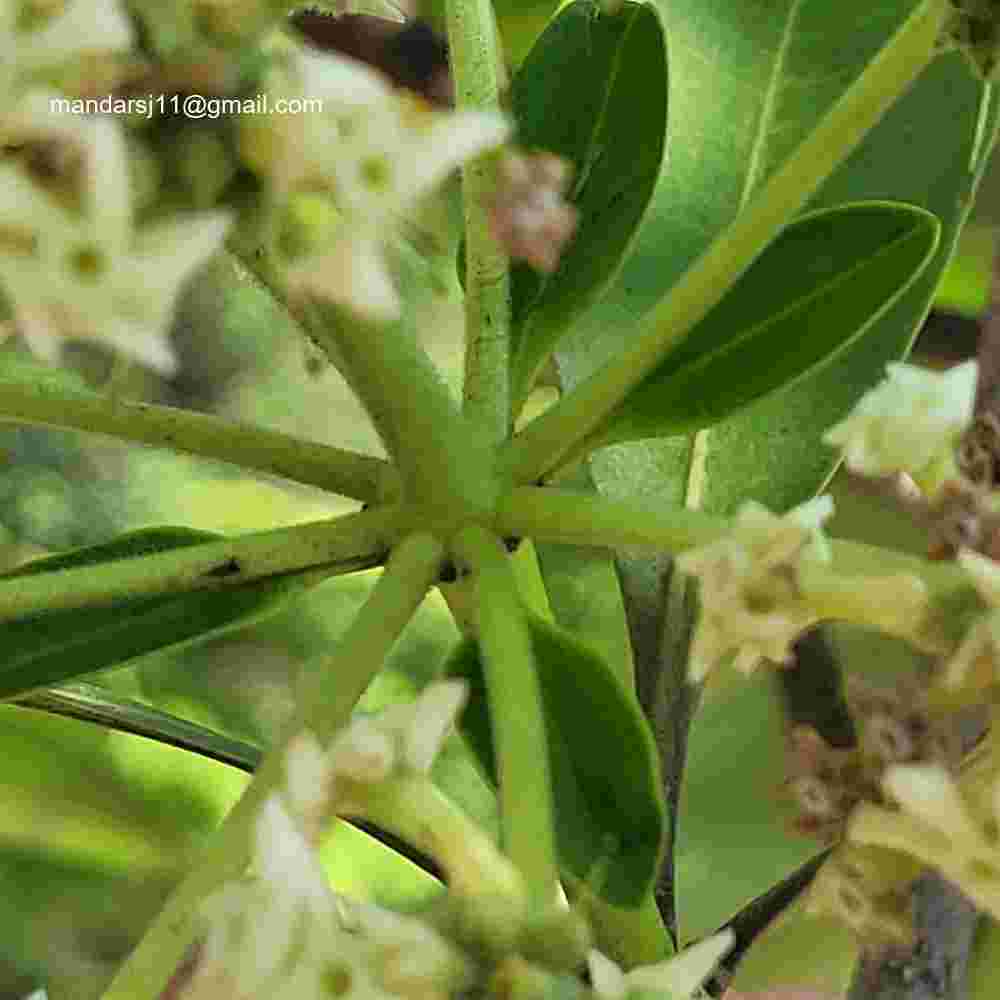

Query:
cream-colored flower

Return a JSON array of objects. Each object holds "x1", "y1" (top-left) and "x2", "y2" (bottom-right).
[
  {"x1": 278, "y1": 682, "x2": 468, "y2": 839},
  {"x1": 283, "y1": 730, "x2": 331, "y2": 845},
  {"x1": 849, "y1": 762, "x2": 1000, "y2": 921},
  {"x1": 242, "y1": 47, "x2": 509, "y2": 320},
  {"x1": 0, "y1": 0, "x2": 133, "y2": 97},
  {"x1": 188, "y1": 796, "x2": 385, "y2": 1000},
  {"x1": 0, "y1": 96, "x2": 230, "y2": 373},
  {"x1": 187, "y1": 793, "x2": 467, "y2": 1000},
  {"x1": 330, "y1": 679, "x2": 468, "y2": 782},
  {"x1": 588, "y1": 930, "x2": 734, "y2": 1000},
  {"x1": 676, "y1": 496, "x2": 834, "y2": 681},
  {"x1": 804, "y1": 844, "x2": 916, "y2": 946},
  {"x1": 347, "y1": 900, "x2": 469, "y2": 1000},
  {"x1": 823, "y1": 360, "x2": 978, "y2": 496},
  {"x1": 942, "y1": 548, "x2": 1000, "y2": 690}
]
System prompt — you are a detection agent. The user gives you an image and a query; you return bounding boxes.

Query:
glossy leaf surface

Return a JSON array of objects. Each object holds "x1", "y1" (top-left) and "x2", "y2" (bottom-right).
[
  {"x1": 674, "y1": 672, "x2": 823, "y2": 943},
  {"x1": 589, "y1": 201, "x2": 940, "y2": 443},
  {"x1": 444, "y1": 612, "x2": 663, "y2": 906},
  {"x1": 507, "y1": 0, "x2": 668, "y2": 403},
  {"x1": 544, "y1": 0, "x2": 999, "y2": 945},
  {"x1": 0, "y1": 527, "x2": 306, "y2": 699}
]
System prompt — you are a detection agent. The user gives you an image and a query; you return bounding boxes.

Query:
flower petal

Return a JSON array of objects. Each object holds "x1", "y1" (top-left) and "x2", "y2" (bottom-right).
[
  {"x1": 882, "y1": 764, "x2": 988, "y2": 851},
  {"x1": 626, "y1": 930, "x2": 734, "y2": 998},
  {"x1": 587, "y1": 949, "x2": 627, "y2": 1000},
  {"x1": 400, "y1": 679, "x2": 467, "y2": 774}
]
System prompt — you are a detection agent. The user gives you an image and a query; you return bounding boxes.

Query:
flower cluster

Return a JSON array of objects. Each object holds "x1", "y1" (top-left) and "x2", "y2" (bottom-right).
[
  {"x1": 676, "y1": 496, "x2": 834, "y2": 681},
  {"x1": 0, "y1": 0, "x2": 134, "y2": 99},
  {"x1": 1, "y1": 0, "x2": 516, "y2": 371},
  {"x1": 170, "y1": 677, "x2": 735, "y2": 999},
  {"x1": 941, "y1": 547, "x2": 1000, "y2": 691},
  {"x1": 179, "y1": 682, "x2": 472, "y2": 999},
  {"x1": 284, "y1": 679, "x2": 470, "y2": 841},
  {"x1": 785, "y1": 679, "x2": 957, "y2": 842},
  {"x1": 805, "y1": 843, "x2": 918, "y2": 948},
  {"x1": 0, "y1": 93, "x2": 230, "y2": 374},
  {"x1": 848, "y1": 760, "x2": 1000, "y2": 923},
  {"x1": 823, "y1": 360, "x2": 978, "y2": 498},
  {"x1": 181, "y1": 795, "x2": 469, "y2": 1000},
  {"x1": 241, "y1": 45, "x2": 509, "y2": 321}
]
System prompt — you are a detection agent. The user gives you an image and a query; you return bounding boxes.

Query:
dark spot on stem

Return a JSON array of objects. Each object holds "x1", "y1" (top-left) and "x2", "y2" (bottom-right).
[{"x1": 204, "y1": 558, "x2": 242, "y2": 579}]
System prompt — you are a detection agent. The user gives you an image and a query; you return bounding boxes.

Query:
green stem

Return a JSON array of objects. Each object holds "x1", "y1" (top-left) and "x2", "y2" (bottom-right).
[
  {"x1": 563, "y1": 876, "x2": 673, "y2": 967},
  {"x1": 0, "y1": 371, "x2": 399, "y2": 504},
  {"x1": 299, "y1": 531, "x2": 447, "y2": 742},
  {"x1": 356, "y1": 773, "x2": 524, "y2": 901},
  {"x1": 495, "y1": 486, "x2": 975, "y2": 648},
  {"x1": 451, "y1": 524, "x2": 559, "y2": 904},
  {"x1": 501, "y1": 0, "x2": 951, "y2": 485},
  {"x1": 495, "y1": 486, "x2": 726, "y2": 552},
  {"x1": 445, "y1": 0, "x2": 512, "y2": 444},
  {"x1": 0, "y1": 504, "x2": 403, "y2": 621},
  {"x1": 101, "y1": 531, "x2": 444, "y2": 1000},
  {"x1": 243, "y1": 257, "x2": 499, "y2": 527}
]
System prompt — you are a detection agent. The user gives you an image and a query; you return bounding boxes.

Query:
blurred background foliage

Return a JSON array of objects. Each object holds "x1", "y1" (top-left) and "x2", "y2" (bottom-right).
[{"x1": 0, "y1": 4, "x2": 995, "y2": 997}]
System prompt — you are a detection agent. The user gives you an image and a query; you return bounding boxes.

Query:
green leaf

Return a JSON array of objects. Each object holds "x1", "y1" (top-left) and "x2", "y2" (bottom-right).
[
  {"x1": 443, "y1": 612, "x2": 663, "y2": 907},
  {"x1": 532, "y1": 463, "x2": 635, "y2": 691},
  {"x1": 0, "y1": 527, "x2": 307, "y2": 699},
  {"x1": 14, "y1": 682, "x2": 265, "y2": 772},
  {"x1": 0, "y1": 702, "x2": 239, "y2": 871},
  {"x1": 588, "y1": 201, "x2": 940, "y2": 443},
  {"x1": 559, "y1": 5, "x2": 998, "y2": 516},
  {"x1": 547, "y1": 0, "x2": 998, "y2": 943},
  {"x1": 674, "y1": 672, "x2": 822, "y2": 944},
  {"x1": 508, "y1": 0, "x2": 668, "y2": 405}
]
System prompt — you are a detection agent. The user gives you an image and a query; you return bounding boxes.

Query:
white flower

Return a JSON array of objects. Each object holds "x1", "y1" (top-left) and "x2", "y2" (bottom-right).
[
  {"x1": 242, "y1": 48, "x2": 509, "y2": 320},
  {"x1": 187, "y1": 793, "x2": 466, "y2": 999},
  {"x1": 278, "y1": 682, "x2": 468, "y2": 840},
  {"x1": 188, "y1": 796, "x2": 383, "y2": 1000},
  {"x1": 823, "y1": 360, "x2": 978, "y2": 496},
  {"x1": 347, "y1": 900, "x2": 469, "y2": 999},
  {"x1": 588, "y1": 930, "x2": 734, "y2": 1000},
  {"x1": 942, "y1": 548, "x2": 1000, "y2": 690},
  {"x1": 849, "y1": 762, "x2": 1000, "y2": 921},
  {"x1": 0, "y1": 0, "x2": 133, "y2": 97},
  {"x1": 330, "y1": 678, "x2": 468, "y2": 782},
  {"x1": 676, "y1": 496, "x2": 834, "y2": 681},
  {"x1": 282, "y1": 730, "x2": 333, "y2": 845},
  {"x1": 0, "y1": 96, "x2": 230, "y2": 373}
]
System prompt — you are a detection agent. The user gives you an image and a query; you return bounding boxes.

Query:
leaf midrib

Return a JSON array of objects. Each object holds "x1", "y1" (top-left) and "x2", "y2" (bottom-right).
[{"x1": 683, "y1": 0, "x2": 806, "y2": 514}]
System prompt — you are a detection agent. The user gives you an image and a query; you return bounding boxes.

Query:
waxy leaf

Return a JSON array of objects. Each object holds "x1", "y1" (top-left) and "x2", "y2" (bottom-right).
[
  {"x1": 546, "y1": 0, "x2": 1000, "y2": 946},
  {"x1": 508, "y1": 0, "x2": 668, "y2": 404},
  {"x1": 443, "y1": 612, "x2": 663, "y2": 906},
  {"x1": 0, "y1": 527, "x2": 307, "y2": 699},
  {"x1": 675, "y1": 673, "x2": 823, "y2": 943},
  {"x1": 589, "y1": 201, "x2": 940, "y2": 444}
]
